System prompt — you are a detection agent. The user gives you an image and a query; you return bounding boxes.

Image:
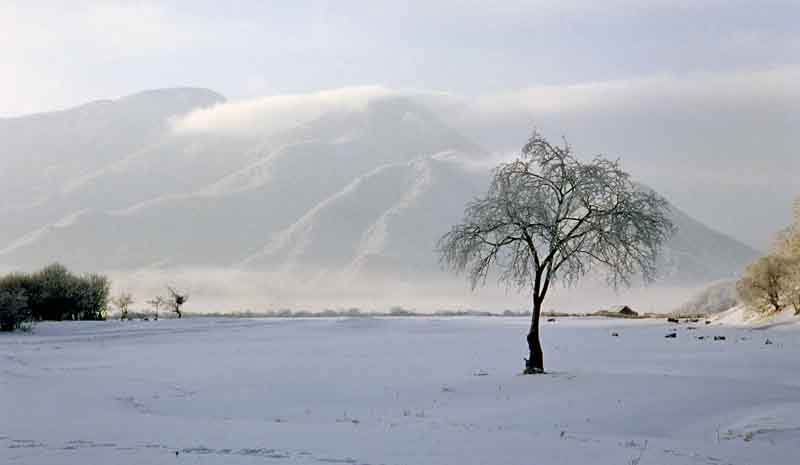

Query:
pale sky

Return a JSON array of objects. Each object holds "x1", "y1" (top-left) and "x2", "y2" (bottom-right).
[
  {"x1": 4, "y1": 0, "x2": 799, "y2": 115},
  {"x1": 2, "y1": 0, "x2": 799, "y2": 248}
]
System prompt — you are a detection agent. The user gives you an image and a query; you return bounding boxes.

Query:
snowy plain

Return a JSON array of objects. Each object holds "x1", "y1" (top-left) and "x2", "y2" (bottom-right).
[{"x1": 2, "y1": 316, "x2": 800, "y2": 465}]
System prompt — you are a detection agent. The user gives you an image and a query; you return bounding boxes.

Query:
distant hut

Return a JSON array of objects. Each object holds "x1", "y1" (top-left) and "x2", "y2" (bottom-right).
[{"x1": 610, "y1": 305, "x2": 638, "y2": 317}]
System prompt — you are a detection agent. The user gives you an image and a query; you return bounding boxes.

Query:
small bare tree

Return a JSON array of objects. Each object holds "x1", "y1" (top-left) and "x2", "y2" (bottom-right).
[
  {"x1": 166, "y1": 286, "x2": 189, "y2": 319},
  {"x1": 438, "y1": 131, "x2": 675, "y2": 374},
  {"x1": 111, "y1": 292, "x2": 134, "y2": 321},
  {"x1": 146, "y1": 296, "x2": 166, "y2": 321}
]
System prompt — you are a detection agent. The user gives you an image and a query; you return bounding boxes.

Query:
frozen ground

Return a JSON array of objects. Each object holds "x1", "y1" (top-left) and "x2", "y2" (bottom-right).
[{"x1": 2, "y1": 316, "x2": 800, "y2": 465}]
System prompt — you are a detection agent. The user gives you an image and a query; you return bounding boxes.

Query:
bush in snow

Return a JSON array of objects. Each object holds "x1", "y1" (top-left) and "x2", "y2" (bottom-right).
[
  {"x1": 0, "y1": 263, "x2": 111, "y2": 324},
  {"x1": 673, "y1": 280, "x2": 739, "y2": 316},
  {"x1": 0, "y1": 286, "x2": 30, "y2": 331}
]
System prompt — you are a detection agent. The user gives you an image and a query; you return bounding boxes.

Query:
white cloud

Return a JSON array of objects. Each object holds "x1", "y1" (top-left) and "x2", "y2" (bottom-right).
[
  {"x1": 171, "y1": 86, "x2": 389, "y2": 136},
  {"x1": 460, "y1": 66, "x2": 800, "y2": 121},
  {"x1": 171, "y1": 65, "x2": 800, "y2": 152},
  {"x1": 168, "y1": 67, "x2": 800, "y2": 183},
  {"x1": 171, "y1": 86, "x2": 457, "y2": 137}
]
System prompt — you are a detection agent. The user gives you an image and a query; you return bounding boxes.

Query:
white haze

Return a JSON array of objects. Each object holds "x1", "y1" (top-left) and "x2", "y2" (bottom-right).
[
  {"x1": 0, "y1": 263, "x2": 700, "y2": 314},
  {"x1": 106, "y1": 267, "x2": 704, "y2": 315}
]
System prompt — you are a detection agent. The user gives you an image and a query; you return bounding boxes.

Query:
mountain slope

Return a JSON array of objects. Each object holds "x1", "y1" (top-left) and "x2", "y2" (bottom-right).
[
  {"x1": 0, "y1": 89, "x2": 757, "y2": 293},
  {"x1": 0, "y1": 88, "x2": 225, "y2": 213},
  {"x1": 657, "y1": 205, "x2": 758, "y2": 284}
]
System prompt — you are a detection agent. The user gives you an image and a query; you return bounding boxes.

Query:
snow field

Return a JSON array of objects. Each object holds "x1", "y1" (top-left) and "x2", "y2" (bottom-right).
[{"x1": 2, "y1": 316, "x2": 800, "y2": 464}]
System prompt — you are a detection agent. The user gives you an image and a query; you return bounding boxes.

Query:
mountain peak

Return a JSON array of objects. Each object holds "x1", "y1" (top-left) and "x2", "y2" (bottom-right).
[
  {"x1": 119, "y1": 87, "x2": 225, "y2": 107},
  {"x1": 111, "y1": 87, "x2": 225, "y2": 120}
]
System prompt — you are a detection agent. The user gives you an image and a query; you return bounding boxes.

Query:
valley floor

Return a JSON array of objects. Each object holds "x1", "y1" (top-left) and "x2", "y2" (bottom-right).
[{"x1": 2, "y1": 316, "x2": 800, "y2": 465}]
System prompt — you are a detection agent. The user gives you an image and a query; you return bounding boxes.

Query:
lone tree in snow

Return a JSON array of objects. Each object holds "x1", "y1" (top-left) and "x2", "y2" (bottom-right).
[
  {"x1": 166, "y1": 286, "x2": 189, "y2": 319},
  {"x1": 111, "y1": 292, "x2": 134, "y2": 320},
  {"x1": 146, "y1": 296, "x2": 166, "y2": 321},
  {"x1": 438, "y1": 131, "x2": 675, "y2": 374}
]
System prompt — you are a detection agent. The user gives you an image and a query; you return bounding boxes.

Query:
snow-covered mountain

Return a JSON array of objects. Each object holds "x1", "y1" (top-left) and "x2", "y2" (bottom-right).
[{"x1": 0, "y1": 88, "x2": 757, "y2": 291}]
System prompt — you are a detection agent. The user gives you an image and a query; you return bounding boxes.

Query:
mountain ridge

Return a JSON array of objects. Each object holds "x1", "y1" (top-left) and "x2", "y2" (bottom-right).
[{"x1": 0, "y1": 88, "x2": 758, "y2": 294}]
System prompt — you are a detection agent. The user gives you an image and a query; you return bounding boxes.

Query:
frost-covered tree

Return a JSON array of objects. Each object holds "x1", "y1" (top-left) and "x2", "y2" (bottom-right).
[
  {"x1": 111, "y1": 292, "x2": 134, "y2": 320},
  {"x1": 776, "y1": 198, "x2": 800, "y2": 258},
  {"x1": 438, "y1": 131, "x2": 675, "y2": 374},
  {"x1": 737, "y1": 254, "x2": 790, "y2": 314},
  {"x1": 672, "y1": 280, "x2": 739, "y2": 316},
  {"x1": 737, "y1": 197, "x2": 800, "y2": 316},
  {"x1": 784, "y1": 263, "x2": 800, "y2": 315},
  {"x1": 146, "y1": 296, "x2": 166, "y2": 321}
]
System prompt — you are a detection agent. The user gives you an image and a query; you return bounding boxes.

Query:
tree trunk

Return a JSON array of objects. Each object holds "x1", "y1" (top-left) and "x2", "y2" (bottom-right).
[{"x1": 524, "y1": 299, "x2": 544, "y2": 374}]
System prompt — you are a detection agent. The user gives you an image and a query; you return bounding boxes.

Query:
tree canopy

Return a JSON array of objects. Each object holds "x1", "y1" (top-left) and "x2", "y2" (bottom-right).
[{"x1": 438, "y1": 131, "x2": 675, "y2": 373}]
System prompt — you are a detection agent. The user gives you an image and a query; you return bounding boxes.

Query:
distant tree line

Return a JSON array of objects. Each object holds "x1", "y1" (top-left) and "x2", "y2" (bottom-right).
[
  {"x1": 112, "y1": 287, "x2": 188, "y2": 320},
  {"x1": 0, "y1": 262, "x2": 192, "y2": 331},
  {"x1": 737, "y1": 198, "x2": 800, "y2": 315},
  {"x1": 0, "y1": 263, "x2": 111, "y2": 331}
]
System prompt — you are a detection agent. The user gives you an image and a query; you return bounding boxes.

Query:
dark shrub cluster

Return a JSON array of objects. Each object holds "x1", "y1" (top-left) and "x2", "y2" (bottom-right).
[
  {"x1": 0, "y1": 263, "x2": 111, "y2": 331},
  {"x1": 0, "y1": 285, "x2": 29, "y2": 331}
]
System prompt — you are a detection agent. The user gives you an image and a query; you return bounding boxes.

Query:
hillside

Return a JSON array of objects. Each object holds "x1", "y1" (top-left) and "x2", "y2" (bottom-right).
[{"x1": 0, "y1": 89, "x2": 758, "y2": 305}]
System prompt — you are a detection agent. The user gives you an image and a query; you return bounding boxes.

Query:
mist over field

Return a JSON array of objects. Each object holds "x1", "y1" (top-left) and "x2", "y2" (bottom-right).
[{"x1": 96, "y1": 267, "x2": 709, "y2": 314}]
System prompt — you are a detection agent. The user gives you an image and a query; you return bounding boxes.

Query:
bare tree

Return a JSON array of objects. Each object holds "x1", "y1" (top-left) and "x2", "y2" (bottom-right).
[
  {"x1": 111, "y1": 292, "x2": 134, "y2": 321},
  {"x1": 146, "y1": 296, "x2": 166, "y2": 321},
  {"x1": 438, "y1": 131, "x2": 675, "y2": 374},
  {"x1": 166, "y1": 286, "x2": 189, "y2": 319}
]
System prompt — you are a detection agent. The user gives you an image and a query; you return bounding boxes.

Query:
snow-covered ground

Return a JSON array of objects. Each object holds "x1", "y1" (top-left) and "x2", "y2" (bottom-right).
[
  {"x1": 2, "y1": 316, "x2": 800, "y2": 465},
  {"x1": 712, "y1": 305, "x2": 800, "y2": 329}
]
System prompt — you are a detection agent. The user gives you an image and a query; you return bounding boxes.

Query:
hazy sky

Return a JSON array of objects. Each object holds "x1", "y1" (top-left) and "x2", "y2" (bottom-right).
[
  {"x1": 3, "y1": 0, "x2": 799, "y2": 115},
  {"x1": 2, "y1": 0, "x2": 799, "y2": 248}
]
